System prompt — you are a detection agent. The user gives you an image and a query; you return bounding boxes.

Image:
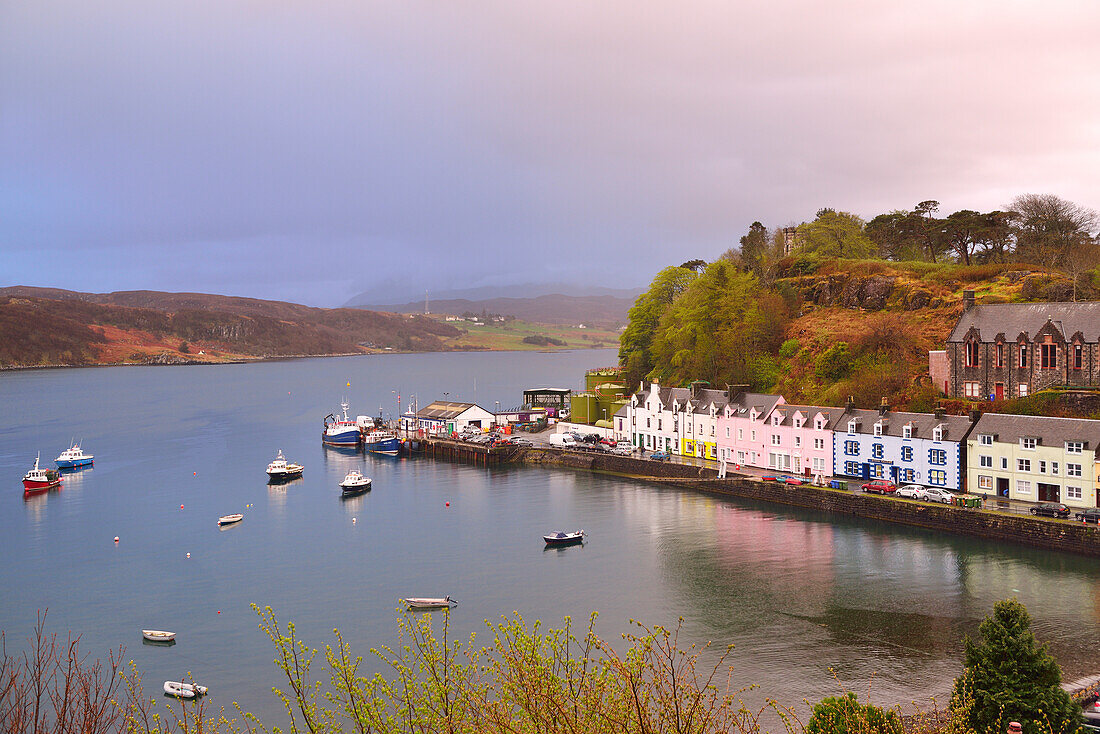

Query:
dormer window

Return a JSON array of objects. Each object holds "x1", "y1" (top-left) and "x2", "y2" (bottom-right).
[
  {"x1": 815, "y1": 419, "x2": 824, "y2": 430},
  {"x1": 873, "y1": 422, "x2": 883, "y2": 437},
  {"x1": 979, "y1": 434, "x2": 993, "y2": 445},
  {"x1": 794, "y1": 418, "x2": 803, "y2": 429},
  {"x1": 1021, "y1": 437, "x2": 1037, "y2": 450},
  {"x1": 932, "y1": 426, "x2": 943, "y2": 441},
  {"x1": 847, "y1": 420, "x2": 857, "y2": 434},
  {"x1": 902, "y1": 425, "x2": 912, "y2": 439},
  {"x1": 772, "y1": 415, "x2": 782, "y2": 426},
  {"x1": 1067, "y1": 441, "x2": 1083, "y2": 454}
]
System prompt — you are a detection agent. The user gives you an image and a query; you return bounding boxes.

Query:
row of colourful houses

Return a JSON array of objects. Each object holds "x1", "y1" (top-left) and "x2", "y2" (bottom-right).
[{"x1": 612, "y1": 382, "x2": 1100, "y2": 510}]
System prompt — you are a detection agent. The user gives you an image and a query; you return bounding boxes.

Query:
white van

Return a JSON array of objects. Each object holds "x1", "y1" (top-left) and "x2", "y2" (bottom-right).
[{"x1": 548, "y1": 433, "x2": 577, "y2": 448}]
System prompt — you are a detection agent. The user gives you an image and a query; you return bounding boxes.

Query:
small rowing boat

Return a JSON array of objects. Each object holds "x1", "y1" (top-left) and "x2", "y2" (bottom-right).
[
  {"x1": 217, "y1": 513, "x2": 244, "y2": 526},
  {"x1": 543, "y1": 530, "x2": 585, "y2": 546},
  {"x1": 142, "y1": 629, "x2": 176, "y2": 643},
  {"x1": 163, "y1": 680, "x2": 208, "y2": 698},
  {"x1": 402, "y1": 596, "x2": 458, "y2": 610}
]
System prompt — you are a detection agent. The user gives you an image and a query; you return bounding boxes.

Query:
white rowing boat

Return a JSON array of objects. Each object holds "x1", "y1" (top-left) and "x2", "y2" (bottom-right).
[
  {"x1": 163, "y1": 680, "x2": 208, "y2": 698},
  {"x1": 142, "y1": 629, "x2": 176, "y2": 643},
  {"x1": 218, "y1": 513, "x2": 244, "y2": 526},
  {"x1": 402, "y1": 596, "x2": 458, "y2": 610}
]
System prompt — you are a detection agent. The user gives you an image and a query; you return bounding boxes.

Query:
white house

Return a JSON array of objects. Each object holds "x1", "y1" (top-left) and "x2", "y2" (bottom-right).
[{"x1": 402, "y1": 401, "x2": 496, "y2": 435}]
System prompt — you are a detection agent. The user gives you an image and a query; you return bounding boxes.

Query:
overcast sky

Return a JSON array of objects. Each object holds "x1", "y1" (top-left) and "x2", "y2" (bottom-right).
[{"x1": 2, "y1": 1, "x2": 1099, "y2": 306}]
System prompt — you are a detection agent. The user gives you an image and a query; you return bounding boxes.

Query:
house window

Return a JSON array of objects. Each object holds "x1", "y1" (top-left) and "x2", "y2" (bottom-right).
[
  {"x1": 928, "y1": 470, "x2": 947, "y2": 486},
  {"x1": 738, "y1": 429, "x2": 743, "y2": 440},
  {"x1": 772, "y1": 434, "x2": 782, "y2": 446},
  {"x1": 901, "y1": 446, "x2": 913, "y2": 461},
  {"x1": 870, "y1": 464, "x2": 885, "y2": 478},
  {"x1": 813, "y1": 457, "x2": 826, "y2": 472},
  {"x1": 1052, "y1": 462, "x2": 1059, "y2": 475},
  {"x1": 978, "y1": 475, "x2": 993, "y2": 490},
  {"x1": 725, "y1": 427, "x2": 730, "y2": 438},
  {"x1": 873, "y1": 423, "x2": 883, "y2": 437},
  {"x1": 844, "y1": 440, "x2": 859, "y2": 456},
  {"x1": 1019, "y1": 345, "x2": 1028, "y2": 368},
  {"x1": 815, "y1": 419, "x2": 824, "y2": 430},
  {"x1": 1038, "y1": 460, "x2": 1047, "y2": 474},
  {"x1": 929, "y1": 449, "x2": 947, "y2": 465},
  {"x1": 1018, "y1": 458, "x2": 1031, "y2": 472},
  {"x1": 657, "y1": 419, "x2": 662, "y2": 430},
  {"x1": 847, "y1": 420, "x2": 857, "y2": 434},
  {"x1": 1019, "y1": 384, "x2": 1029, "y2": 397},
  {"x1": 1068, "y1": 463, "x2": 1083, "y2": 477},
  {"x1": 1067, "y1": 441, "x2": 1083, "y2": 454},
  {"x1": 1041, "y1": 343, "x2": 1057, "y2": 370},
  {"x1": 710, "y1": 426, "x2": 715, "y2": 436},
  {"x1": 1067, "y1": 486, "x2": 1083, "y2": 500},
  {"x1": 794, "y1": 436, "x2": 801, "y2": 448},
  {"x1": 979, "y1": 434, "x2": 992, "y2": 445},
  {"x1": 903, "y1": 425, "x2": 912, "y2": 439},
  {"x1": 697, "y1": 424, "x2": 702, "y2": 435},
  {"x1": 902, "y1": 468, "x2": 916, "y2": 483},
  {"x1": 737, "y1": 451, "x2": 745, "y2": 462},
  {"x1": 979, "y1": 455, "x2": 992, "y2": 468},
  {"x1": 751, "y1": 431, "x2": 757, "y2": 441},
  {"x1": 646, "y1": 418, "x2": 651, "y2": 428},
  {"x1": 844, "y1": 461, "x2": 860, "y2": 475},
  {"x1": 872, "y1": 444, "x2": 884, "y2": 459},
  {"x1": 1016, "y1": 480, "x2": 1032, "y2": 495},
  {"x1": 1021, "y1": 437, "x2": 1037, "y2": 450},
  {"x1": 1001, "y1": 457, "x2": 1009, "y2": 469},
  {"x1": 794, "y1": 418, "x2": 803, "y2": 429},
  {"x1": 1074, "y1": 344, "x2": 1083, "y2": 370},
  {"x1": 814, "y1": 438, "x2": 824, "y2": 450},
  {"x1": 933, "y1": 427, "x2": 943, "y2": 441},
  {"x1": 964, "y1": 382, "x2": 981, "y2": 398},
  {"x1": 966, "y1": 341, "x2": 979, "y2": 367},
  {"x1": 996, "y1": 343, "x2": 1004, "y2": 368}
]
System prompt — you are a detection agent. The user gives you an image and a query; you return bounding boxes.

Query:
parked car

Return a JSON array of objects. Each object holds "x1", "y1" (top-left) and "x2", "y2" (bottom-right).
[
  {"x1": 860, "y1": 480, "x2": 897, "y2": 494},
  {"x1": 1075, "y1": 508, "x2": 1100, "y2": 524},
  {"x1": 610, "y1": 446, "x2": 634, "y2": 456},
  {"x1": 509, "y1": 437, "x2": 532, "y2": 446},
  {"x1": 650, "y1": 451, "x2": 671, "y2": 461},
  {"x1": 1030, "y1": 502, "x2": 1071, "y2": 518},
  {"x1": 922, "y1": 488, "x2": 955, "y2": 504},
  {"x1": 896, "y1": 485, "x2": 927, "y2": 500},
  {"x1": 600, "y1": 437, "x2": 617, "y2": 447}
]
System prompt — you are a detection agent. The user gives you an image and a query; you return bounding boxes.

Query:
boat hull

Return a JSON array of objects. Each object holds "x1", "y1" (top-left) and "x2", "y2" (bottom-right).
[
  {"x1": 402, "y1": 597, "x2": 456, "y2": 610},
  {"x1": 267, "y1": 469, "x2": 303, "y2": 483},
  {"x1": 322, "y1": 428, "x2": 361, "y2": 446},
  {"x1": 142, "y1": 629, "x2": 176, "y2": 643},
  {"x1": 218, "y1": 514, "x2": 243, "y2": 526},
  {"x1": 23, "y1": 477, "x2": 61, "y2": 493},
  {"x1": 543, "y1": 531, "x2": 585, "y2": 546},
  {"x1": 364, "y1": 437, "x2": 401, "y2": 455},
  {"x1": 56, "y1": 457, "x2": 93, "y2": 469},
  {"x1": 341, "y1": 483, "x2": 371, "y2": 496}
]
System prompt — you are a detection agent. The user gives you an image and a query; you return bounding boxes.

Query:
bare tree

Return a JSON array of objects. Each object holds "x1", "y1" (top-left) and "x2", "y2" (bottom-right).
[{"x1": 1009, "y1": 193, "x2": 1099, "y2": 270}]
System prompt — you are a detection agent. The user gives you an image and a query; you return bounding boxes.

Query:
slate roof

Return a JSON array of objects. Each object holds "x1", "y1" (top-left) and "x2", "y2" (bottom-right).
[
  {"x1": 687, "y1": 388, "x2": 731, "y2": 414},
  {"x1": 839, "y1": 408, "x2": 976, "y2": 443},
  {"x1": 768, "y1": 404, "x2": 847, "y2": 429},
  {"x1": 970, "y1": 413, "x2": 1100, "y2": 454},
  {"x1": 417, "y1": 401, "x2": 488, "y2": 419},
  {"x1": 725, "y1": 391, "x2": 784, "y2": 417},
  {"x1": 948, "y1": 302, "x2": 1100, "y2": 343}
]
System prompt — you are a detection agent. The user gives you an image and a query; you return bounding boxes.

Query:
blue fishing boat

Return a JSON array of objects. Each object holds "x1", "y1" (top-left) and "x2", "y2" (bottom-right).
[
  {"x1": 322, "y1": 401, "x2": 361, "y2": 446},
  {"x1": 363, "y1": 429, "x2": 400, "y2": 455},
  {"x1": 55, "y1": 443, "x2": 94, "y2": 469}
]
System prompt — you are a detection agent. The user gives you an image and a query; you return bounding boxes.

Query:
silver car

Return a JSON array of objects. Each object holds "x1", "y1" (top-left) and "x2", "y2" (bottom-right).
[
  {"x1": 896, "y1": 485, "x2": 927, "y2": 500},
  {"x1": 923, "y1": 487, "x2": 955, "y2": 504}
]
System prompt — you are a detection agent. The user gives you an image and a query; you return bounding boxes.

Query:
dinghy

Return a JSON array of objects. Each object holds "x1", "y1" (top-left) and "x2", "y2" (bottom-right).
[
  {"x1": 142, "y1": 629, "x2": 176, "y2": 643},
  {"x1": 163, "y1": 680, "x2": 208, "y2": 698},
  {"x1": 217, "y1": 513, "x2": 244, "y2": 526},
  {"x1": 402, "y1": 596, "x2": 458, "y2": 610}
]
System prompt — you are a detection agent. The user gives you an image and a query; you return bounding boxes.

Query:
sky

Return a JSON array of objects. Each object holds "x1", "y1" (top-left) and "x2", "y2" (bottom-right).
[{"x1": 2, "y1": 1, "x2": 1100, "y2": 307}]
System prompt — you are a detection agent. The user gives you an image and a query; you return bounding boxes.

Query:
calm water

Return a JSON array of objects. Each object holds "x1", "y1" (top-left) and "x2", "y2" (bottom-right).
[{"x1": 2, "y1": 348, "x2": 1100, "y2": 725}]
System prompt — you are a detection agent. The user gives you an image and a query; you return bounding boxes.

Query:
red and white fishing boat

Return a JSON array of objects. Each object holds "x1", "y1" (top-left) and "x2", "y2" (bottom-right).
[{"x1": 23, "y1": 454, "x2": 62, "y2": 493}]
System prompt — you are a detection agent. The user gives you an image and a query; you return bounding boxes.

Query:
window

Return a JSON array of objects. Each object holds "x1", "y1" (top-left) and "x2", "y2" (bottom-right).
[
  {"x1": 1001, "y1": 457, "x2": 1009, "y2": 469},
  {"x1": 847, "y1": 420, "x2": 857, "y2": 434},
  {"x1": 996, "y1": 343, "x2": 1004, "y2": 368},
  {"x1": 815, "y1": 419, "x2": 824, "y2": 430},
  {"x1": 933, "y1": 426, "x2": 943, "y2": 441},
  {"x1": 751, "y1": 431, "x2": 756, "y2": 441},
  {"x1": 903, "y1": 425, "x2": 912, "y2": 439},
  {"x1": 618, "y1": 419, "x2": 623, "y2": 430},
  {"x1": 1021, "y1": 437, "x2": 1037, "y2": 450},
  {"x1": 646, "y1": 418, "x2": 651, "y2": 428},
  {"x1": 657, "y1": 419, "x2": 662, "y2": 430},
  {"x1": 873, "y1": 422, "x2": 883, "y2": 437},
  {"x1": 966, "y1": 341, "x2": 979, "y2": 367},
  {"x1": 964, "y1": 382, "x2": 981, "y2": 398},
  {"x1": 1019, "y1": 345, "x2": 1028, "y2": 368},
  {"x1": 929, "y1": 449, "x2": 947, "y2": 465},
  {"x1": 697, "y1": 424, "x2": 702, "y2": 435},
  {"x1": 794, "y1": 418, "x2": 803, "y2": 429},
  {"x1": 872, "y1": 444, "x2": 884, "y2": 459},
  {"x1": 902, "y1": 468, "x2": 916, "y2": 483},
  {"x1": 725, "y1": 427, "x2": 730, "y2": 438},
  {"x1": 1017, "y1": 458, "x2": 1031, "y2": 472},
  {"x1": 1019, "y1": 384, "x2": 1029, "y2": 397},
  {"x1": 738, "y1": 429, "x2": 743, "y2": 440},
  {"x1": 814, "y1": 438, "x2": 825, "y2": 450},
  {"x1": 772, "y1": 434, "x2": 782, "y2": 446},
  {"x1": 1041, "y1": 343, "x2": 1057, "y2": 370},
  {"x1": 794, "y1": 436, "x2": 801, "y2": 448},
  {"x1": 813, "y1": 457, "x2": 826, "y2": 472},
  {"x1": 1067, "y1": 441, "x2": 1083, "y2": 454},
  {"x1": 737, "y1": 451, "x2": 745, "y2": 462},
  {"x1": 870, "y1": 464, "x2": 885, "y2": 478},
  {"x1": 710, "y1": 426, "x2": 715, "y2": 436},
  {"x1": 1067, "y1": 486, "x2": 1083, "y2": 500},
  {"x1": 1074, "y1": 343, "x2": 1083, "y2": 370},
  {"x1": 979, "y1": 434, "x2": 993, "y2": 445},
  {"x1": 928, "y1": 470, "x2": 947, "y2": 486},
  {"x1": 1016, "y1": 480, "x2": 1032, "y2": 495},
  {"x1": 978, "y1": 475, "x2": 993, "y2": 490},
  {"x1": 1052, "y1": 462, "x2": 1059, "y2": 475},
  {"x1": 844, "y1": 440, "x2": 859, "y2": 456},
  {"x1": 1068, "y1": 463, "x2": 1083, "y2": 477},
  {"x1": 844, "y1": 461, "x2": 860, "y2": 475},
  {"x1": 772, "y1": 415, "x2": 781, "y2": 426},
  {"x1": 1039, "y1": 460, "x2": 1047, "y2": 474},
  {"x1": 979, "y1": 455, "x2": 992, "y2": 468},
  {"x1": 901, "y1": 446, "x2": 913, "y2": 461}
]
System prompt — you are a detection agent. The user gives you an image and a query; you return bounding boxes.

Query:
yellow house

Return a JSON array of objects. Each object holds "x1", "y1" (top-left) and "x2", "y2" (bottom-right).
[{"x1": 967, "y1": 414, "x2": 1100, "y2": 509}]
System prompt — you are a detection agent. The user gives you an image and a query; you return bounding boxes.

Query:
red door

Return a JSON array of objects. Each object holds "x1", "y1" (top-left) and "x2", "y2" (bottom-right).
[{"x1": 995, "y1": 383, "x2": 1004, "y2": 401}]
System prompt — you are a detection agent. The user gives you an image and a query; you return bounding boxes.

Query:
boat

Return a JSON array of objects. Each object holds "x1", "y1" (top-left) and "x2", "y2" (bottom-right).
[
  {"x1": 322, "y1": 401, "x2": 362, "y2": 446},
  {"x1": 23, "y1": 454, "x2": 62, "y2": 493},
  {"x1": 163, "y1": 680, "x2": 208, "y2": 698},
  {"x1": 363, "y1": 429, "x2": 401, "y2": 455},
  {"x1": 218, "y1": 513, "x2": 244, "y2": 526},
  {"x1": 543, "y1": 530, "x2": 585, "y2": 546},
  {"x1": 340, "y1": 470, "x2": 372, "y2": 494},
  {"x1": 142, "y1": 629, "x2": 176, "y2": 643},
  {"x1": 402, "y1": 596, "x2": 458, "y2": 610},
  {"x1": 266, "y1": 450, "x2": 304, "y2": 482},
  {"x1": 55, "y1": 442, "x2": 94, "y2": 469}
]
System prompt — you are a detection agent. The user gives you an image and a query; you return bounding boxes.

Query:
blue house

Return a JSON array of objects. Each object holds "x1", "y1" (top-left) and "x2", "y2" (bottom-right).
[{"x1": 832, "y1": 406, "x2": 979, "y2": 490}]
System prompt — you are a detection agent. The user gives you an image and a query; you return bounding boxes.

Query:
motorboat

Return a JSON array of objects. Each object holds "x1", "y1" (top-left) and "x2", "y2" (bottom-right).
[
  {"x1": 402, "y1": 596, "x2": 458, "y2": 610},
  {"x1": 217, "y1": 513, "x2": 244, "y2": 526},
  {"x1": 55, "y1": 442, "x2": 94, "y2": 469},
  {"x1": 543, "y1": 530, "x2": 585, "y2": 546},
  {"x1": 142, "y1": 629, "x2": 176, "y2": 643},
  {"x1": 322, "y1": 401, "x2": 361, "y2": 446},
  {"x1": 163, "y1": 680, "x2": 207, "y2": 698},
  {"x1": 340, "y1": 470, "x2": 372, "y2": 494},
  {"x1": 23, "y1": 454, "x2": 62, "y2": 493},
  {"x1": 266, "y1": 450, "x2": 304, "y2": 482},
  {"x1": 363, "y1": 429, "x2": 401, "y2": 455}
]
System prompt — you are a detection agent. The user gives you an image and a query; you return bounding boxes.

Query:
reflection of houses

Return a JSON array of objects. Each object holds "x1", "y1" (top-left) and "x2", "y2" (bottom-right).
[
  {"x1": 965, "y1": 413, "x2": 1100, "y2": 507},
  {"x1": 939, "y1": 293, "x2": 1100, "y2": 399},
  {"x1": 400, "y1": 401, "x2": 495, "y2": 435},
  {"x1": 833, "y1": 406, "x2": 978, "y2": 490}
]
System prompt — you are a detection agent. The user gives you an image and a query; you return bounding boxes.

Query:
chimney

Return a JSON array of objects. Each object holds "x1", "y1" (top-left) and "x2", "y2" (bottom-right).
[
  {"x1": 878, "y1": 397, "x2": 889, "y2": 416},
  {"x1": 935, "y1": 405, "x2": 946, "y2": 419},
  {"x1": 963, "y1": 290, "x2": 975, "y2": 310},
  {"x1": 969, "y1": 409, "x2": 980, "y2": 423},
  {"x1": 845, "y1": 396, "x2": 855, "y2": 412}
]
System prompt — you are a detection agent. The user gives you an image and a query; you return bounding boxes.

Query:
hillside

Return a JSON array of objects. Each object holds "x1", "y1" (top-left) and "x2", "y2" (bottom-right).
[
  {"x1": 355, "y1": 293, "x2": 636, "y2": 327},
  {"x1": 620, "y1": 257, "x2": 1088, "y2": 413},
  {"x1": 0, "y1": 287, "x2": 461, "y2": 369}
]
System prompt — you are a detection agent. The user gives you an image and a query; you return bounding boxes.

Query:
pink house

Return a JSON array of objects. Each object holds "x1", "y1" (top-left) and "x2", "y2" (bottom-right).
[
  {"x1": 716, "y1": 392, "x2": 785, "y2": 469},
  {"x1": 718, "y1": 397, "x2": 841, "y2": 479}
]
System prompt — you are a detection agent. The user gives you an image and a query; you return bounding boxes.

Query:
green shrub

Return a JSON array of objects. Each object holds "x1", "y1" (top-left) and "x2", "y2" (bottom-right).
[
  {"x1": 779, "y1": 338, "x2": 800, "y2": 358},
  {"x1": 806, "y1": 692, "x2": 902, "y2": 734},
  {"x1": 815, "y1": 342, "x2": 852, "y2": 380}
]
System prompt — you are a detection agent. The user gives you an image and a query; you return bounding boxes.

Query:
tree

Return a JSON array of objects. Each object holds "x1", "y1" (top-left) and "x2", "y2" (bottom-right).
[
  {"x1": 973, "y1": 210, "x2": 1016, "y2": 263},
  {"x1": 739, "y1": 221, "x2": 770, "y2": 274},
  {"x1": 942, "y1": 210, "x2": 982, "y2": 265},
  {"x1": 679, "y1": 259, "x2": 707, "y2": 272},
  {"x1": 794, "y1": 211, "x2": 876, "y2": 259},
  {"x1": 806, "y1": 692, "x2": 902, "y2": 734},
  {"x1": 1010, "y1": 193, "x2": 1099, "y2": 270},
  {"x1": 619, "y1": 266, "x2": 698, "y2": 387},
  {"x1": 950, "y1": 598, "x2": 1081, "y2": 734},
  {"x1": 865, "y1": 211, "x2": 924, "y2": 261}
]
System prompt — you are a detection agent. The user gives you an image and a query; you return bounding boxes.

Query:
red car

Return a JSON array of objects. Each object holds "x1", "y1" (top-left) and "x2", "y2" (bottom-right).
[{"x1": 861, "y1": 480, "x2": 897, "y2": 494}]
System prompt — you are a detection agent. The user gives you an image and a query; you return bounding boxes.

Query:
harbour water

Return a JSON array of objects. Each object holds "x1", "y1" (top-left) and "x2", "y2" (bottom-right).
[{"x1": 2, "y1": 348, "x2": 1100, "y2": 725}]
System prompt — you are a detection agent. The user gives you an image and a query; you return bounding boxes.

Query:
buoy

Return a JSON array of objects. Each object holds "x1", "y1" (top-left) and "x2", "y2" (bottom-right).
[
  {"x1": 217, "y1": 610, "x2": 221, "y2": 614},
  {"x1": 186, "y1": 552, "x2": 191, "y2": 558},
  {"x1": 445, "y1": 502, "x2": 450, "y2": 507},
  {"x1": 113, "y1": 536, "x2": 120, "y2": 543},
  {"x1": 193, "y1": 472, "x2": 197, "y2": 476},
  {"x1": 347, "y1": 382, "x2": 351, "y2": 387},
  {"x1": 180, "y1": 504, "x2": 184, "y2": 509}
]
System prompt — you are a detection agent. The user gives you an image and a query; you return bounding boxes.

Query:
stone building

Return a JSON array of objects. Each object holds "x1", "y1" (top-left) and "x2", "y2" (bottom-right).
[{"x1": 942, "y1": 293, "x2": 1100, "y2": 400}]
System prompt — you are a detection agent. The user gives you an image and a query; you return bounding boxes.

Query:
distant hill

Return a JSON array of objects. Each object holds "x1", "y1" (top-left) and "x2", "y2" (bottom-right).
[
  {"x1": 354, "y1": 293, "x2": 637, "y2": 327},
  {"x1": 344, "y1": 283, "x2": 643, "y2": 307},
  {"x1": 0, "y1": 286, "x2": 460, "y2": 369}
]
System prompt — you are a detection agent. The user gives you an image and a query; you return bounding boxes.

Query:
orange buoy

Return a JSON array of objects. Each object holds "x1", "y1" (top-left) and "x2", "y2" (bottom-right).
[
  {"x1": 445, "y1": 502, "x2": 450, "y2": 507},
  {"x1": 113, "y1": 536, "x2": 120, "y2": 543},
  {"x1": 186, "y1": 552, "x2": 191, "y2": 558},
  {"x1": 180, "y1": 504, "x2": 184, "y2": 509}
]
